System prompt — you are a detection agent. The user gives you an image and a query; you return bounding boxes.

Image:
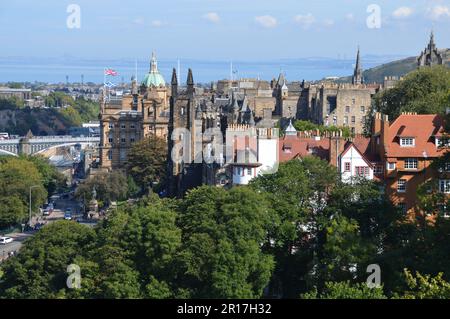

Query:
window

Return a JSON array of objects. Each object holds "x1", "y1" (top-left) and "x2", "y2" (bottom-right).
[
  {"x1": 130, "y1": 124, "x2": 135, "y2": 129},
  {"x1": 107, "y1": 150, "x2": 112, "y2": 160},
  {"x1": 108, "y1": 122, "x2": 114, "y2": 129},
  {"x1": 351, "y1": 116, "x2": 356, "y2": 124},
  {"x1": 130, "y1": 137, "x2": 135, "y2": 143},
  {"x1": 361, "y1": 116, "x2": 366, "y2": 124},
  {"x1": 345, "y1": 106, "x2": 350, "y2": 113},
  {"x1": 445, "y1": 163, "x2": 450, "y2": 172},
  {"x1": 397, "y1": 203, "x2": 407, "y2": 215},
  {"x1": 120, "y1": 124, "x2": 126, "y2": 129},
  {"x1": 400, "y1": 137, "x2": 415, "y2": 147},
  {"x1": 344, "y1": 116, "x2": 348, "y2": 125},
  {"x1": 351, "y1": 127, "x2": 355, "y2": 134},
  {"x1": 352, "y1": 98, "x2": 355, "y2": 105},
  {"x1": 360, "y1": 106, "x2": 365, "y2": 113},
  {"x1": 247, "y1": 168, "x2": 252, "y2": 175},
  {"x1": 108, "y1": 137, "x2": 113, "y2": 143},
  {"x1": 436, "y1": 138, "x2": 450, "y2": 148},
  {"x1": 333, "y1": 117, "x2": 337, "y2": 125},
  {"x1": 120, "y1": 149, "x2": 126, "y2": 160},
  {"x1": 344, "y1": 162, "x2": 351, "y2": 172},
  {"x1": 439, "y1": 180, "x2": 450, "y2": 193},
  {"x1": 387, "y1": 162, "x2": 396, "y2": 170},
  {"x1": 404, "y1": 158, "x2": 418, "y2": 169},
  {"x1": 374, "y1": 165, "x2": 383, "y2": 175},
  {"x1": 121, "y1": 135, "x2": 126, "y2": 143},
  {"x1": 397, "y1": 179, "x2": 406, "y2": 192},
  {"x1": 355, "y1": 166, "x2": 370, "y2": 177}
]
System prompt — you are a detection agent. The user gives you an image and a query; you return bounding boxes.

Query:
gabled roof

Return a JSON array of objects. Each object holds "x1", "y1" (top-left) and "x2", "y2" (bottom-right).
[
  {"x1": 340, "y1": 142, "x2": 374, "y2": 168},
  {"x1": 386, "y1": 114, "x2": 446, "y2": 158}
]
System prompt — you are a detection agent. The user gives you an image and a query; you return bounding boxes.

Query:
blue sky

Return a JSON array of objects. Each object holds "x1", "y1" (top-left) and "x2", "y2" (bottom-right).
[{"x1": 0, "y1": 0, "x2": 449, "y2": 61}]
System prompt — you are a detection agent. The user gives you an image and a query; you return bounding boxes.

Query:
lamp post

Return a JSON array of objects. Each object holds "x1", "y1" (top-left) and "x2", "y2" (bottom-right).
[{"x1": 29, "y1": 184, "x2": 41, "y2": 227}]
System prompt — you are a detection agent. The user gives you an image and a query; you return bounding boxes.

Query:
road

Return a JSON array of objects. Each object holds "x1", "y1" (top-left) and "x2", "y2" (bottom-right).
[{"x1": 0, "y1": 195, "x2": 88, "y2": 262}]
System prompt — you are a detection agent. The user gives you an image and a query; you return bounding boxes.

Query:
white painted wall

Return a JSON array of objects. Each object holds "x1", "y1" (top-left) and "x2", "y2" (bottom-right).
[
  {"x1": 232, "y1": 136, "x2": 279, "y2": 185},
  {"x1": 340, "y1": 145, "x2": 374, "y2": 183}
]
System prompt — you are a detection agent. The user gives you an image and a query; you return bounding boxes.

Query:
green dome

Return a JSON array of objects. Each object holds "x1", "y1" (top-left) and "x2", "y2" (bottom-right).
[
  {"x1": 141, "y1": 52, "x2": 166, "y2": 88},
  {"x1": 142, "y1": 72, "x2": 166, "y2": 87}
]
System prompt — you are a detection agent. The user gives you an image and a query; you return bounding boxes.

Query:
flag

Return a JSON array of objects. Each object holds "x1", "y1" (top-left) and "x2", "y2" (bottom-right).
[
  {"x1": 104, "y1": 81, "x2": 117, "y2": 88},
  {"x1": 104, "y1": 69, "x2": 118, "y2": 76}
]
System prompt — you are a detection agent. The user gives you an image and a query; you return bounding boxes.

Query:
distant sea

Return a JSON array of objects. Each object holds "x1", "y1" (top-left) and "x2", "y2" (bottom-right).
[{"x1": 0, "y1": 55, "x2": 409, "y2": 85}]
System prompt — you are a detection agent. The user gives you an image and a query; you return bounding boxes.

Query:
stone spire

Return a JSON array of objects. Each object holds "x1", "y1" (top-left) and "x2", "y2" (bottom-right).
[
  {"x1": 187, "y1": 68, "x2": 194, "y2": 95},
  {"x1": 418, "y1": 31, "x2": 444, "y2": 68},
  {"x1": 352, "y1": 46, "x2": 362, "y2": 85},
  {"x1": 171, "y1": 68, "x2": 178, "y2": 97}
]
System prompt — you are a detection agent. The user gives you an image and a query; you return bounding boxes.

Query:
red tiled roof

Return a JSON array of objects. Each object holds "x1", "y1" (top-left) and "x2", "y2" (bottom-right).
[
  {"x1": 278, "y1": 136, "x2": 329, "y2": 162},
  {"x1": 386, "y1": 114, "x2": 446, "y2": 158}
]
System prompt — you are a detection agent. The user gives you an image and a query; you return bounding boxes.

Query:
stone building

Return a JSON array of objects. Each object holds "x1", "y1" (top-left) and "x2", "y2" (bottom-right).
[
  {"x1": 296, "y1": 49, "x2": 378, "y2": 134},
  {"x1": 99, "y1": 53, "x2": 169, "y2": 170},
  {"x1": 418, "y1": 31, "x2": 444, "y2": 68}
]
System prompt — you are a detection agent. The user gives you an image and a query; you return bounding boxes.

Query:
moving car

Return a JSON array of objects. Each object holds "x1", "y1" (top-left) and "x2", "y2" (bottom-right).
[{"x1": 0, "y1": 237, "x2": 13, "y2": 244}]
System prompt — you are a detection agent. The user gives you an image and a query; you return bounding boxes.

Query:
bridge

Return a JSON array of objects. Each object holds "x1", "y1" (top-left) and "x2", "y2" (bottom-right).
[{"x1": 0, "y1": 134, "x2": 100, "y2": 156}]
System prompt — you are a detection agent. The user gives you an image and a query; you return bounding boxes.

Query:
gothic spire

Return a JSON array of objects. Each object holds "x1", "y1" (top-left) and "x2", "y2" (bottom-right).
[
  {"x1": 352, "y1": 46, "x2": 362, "y2": 85},
  {"x1": 171, "y1": 68, "x2": 178, "y2": 85},
  {"x1": 187, "y1": 68, "x2": 194, "y2": 86}
]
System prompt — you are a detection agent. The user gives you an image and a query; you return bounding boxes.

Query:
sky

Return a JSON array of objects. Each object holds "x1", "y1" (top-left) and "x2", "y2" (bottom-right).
[{"x1": 0, "y1": 0, "x2": 449, "y2": 62}]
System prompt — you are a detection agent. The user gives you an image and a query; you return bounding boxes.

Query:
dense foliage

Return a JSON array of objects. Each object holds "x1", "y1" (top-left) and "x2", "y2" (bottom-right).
[
  {"x1": 0, "y1": 156, "x2": 64, "y2": 230},
  {"x1": 374, "y1": 65, "x2": 450, "y2": 120}
]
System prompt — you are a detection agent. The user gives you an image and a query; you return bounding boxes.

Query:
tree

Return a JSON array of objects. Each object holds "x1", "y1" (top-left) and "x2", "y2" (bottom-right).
[
  {"x1": 126, "y1": 134, "x2": 167, "y2": 192},
  {"x1": 0, "y1": 197, "x2": 26, "y2": 230},
  {"x1": 374, "y1": 65, "x2": 450, "y2": 120},
  {"x1": 0, "y1": 221, "x2": 96, "y2": 298},
  {"x1": 301, "y1": 281, "x2": 387, "y2": 299},
  {"x1": 22, "y1": 155, "x2": 66, "y2": 194},
  {"x1": 0, "y1": 157, "x2": 47, "y2": 228},
  {"x1": 250, "y1": 157, "x2": 338, "y2": 297},
  {"x1": 397, "y1": 269, "x2": 450, "y2": 299},
  {"x1": 176, "y1": 186, "x2": 275, "y2": 298},
  {"x1": 75, "y1": 171, "x2": 128, "y2": 208}
]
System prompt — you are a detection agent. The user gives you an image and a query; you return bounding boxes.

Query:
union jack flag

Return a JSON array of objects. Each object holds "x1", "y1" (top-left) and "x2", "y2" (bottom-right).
[{"x1": 104, "y1": 69, "x2": 118, "y2": 76}]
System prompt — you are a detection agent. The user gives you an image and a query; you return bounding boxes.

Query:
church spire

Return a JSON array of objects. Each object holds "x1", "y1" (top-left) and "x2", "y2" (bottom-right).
[
  {"x1": 352, "y1": 46, "x2": 362, "y2": 85},
  {"x1": 150, "y1": 51, "x2": 158, "y2": 73},
  {"x1": 187, "y1": 68, "x2": 194, "y2": 95},
  {"x1": 171, "y1": 68, "x2": 178, "y2": 97}
]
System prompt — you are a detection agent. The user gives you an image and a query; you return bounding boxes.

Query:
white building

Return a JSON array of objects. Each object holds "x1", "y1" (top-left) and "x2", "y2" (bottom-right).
[
  {"x1": 339, "y1": 143, "x2": 374, "y2": 183},
  {"x1": 229, "y1": 127, "x2": 279, "y2": 185}
]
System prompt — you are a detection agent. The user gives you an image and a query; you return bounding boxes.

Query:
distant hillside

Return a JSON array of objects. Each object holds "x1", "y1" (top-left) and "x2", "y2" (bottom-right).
[
  {"x1": 0, "y1": 108, "x2": 77, "y2": 136},
  {"x1": 339, "y1": 49, "x2": 450, "y2": 84}
]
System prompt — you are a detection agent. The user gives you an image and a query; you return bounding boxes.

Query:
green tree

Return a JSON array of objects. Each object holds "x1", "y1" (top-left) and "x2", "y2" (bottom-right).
[
  {"x1": 0, "y1": 197, "x2": 26, "y2": 229},
  {"x1": 75, "y1": 171, "x2": 128, "y2": 208},
  {"x1": 0, "y1": 157, "x2": 47, "y2": 228},
  {"x1": 0, "y1": 221, "x2": 96, "y2": 298},
  {"x1": 126, "y1": 134, "x2": 167, "y2": 192},
  {"x1": 301, "y1": 281, "x2": 387, "y2": 299},
  {"x1": 176, "y1": 186, "x2": 275, "y2": 298},
  {"x1": 397, "y1": 269, "x2": 450, "y2": 299},
  {"x1": 374, "y1": 65, "x2": 450, "y2": 120}
]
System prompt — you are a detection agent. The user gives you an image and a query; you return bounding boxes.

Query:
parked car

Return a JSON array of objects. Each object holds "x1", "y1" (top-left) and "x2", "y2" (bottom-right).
[
  {"x1": 0, "y1": 237, "x2": 13, "y2": 245},
  {"x1": 64, "y1": 212, "x2": 72, "y2": 220}
]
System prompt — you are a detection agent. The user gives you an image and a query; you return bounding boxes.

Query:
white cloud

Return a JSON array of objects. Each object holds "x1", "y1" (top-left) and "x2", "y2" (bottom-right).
[
  {"x1": 392, "y1": 7, "x2": 414, "y2": 18},
  {"x1": 133, "y1": 17, "x2": 145, "y2": 25},
  {"x1": 345, "y1": 13, "x2": 355, "y2": 21},
  {"x1": 427, "y1": 5, "x2": 450, "y2": 21},
  {"x1": 203, "y1": 12, "x2": 220, "y2": 24},
  {"x1": 323, "y1": 19, "x2": 335, "y2": 27},
  {"x1": 151, "y1": 20, "x2": 164, "y2": 27},
  {"x1": 294, "y1": 13, "x2": 315, "y2": 29},
  {"x1": 255, "y1": 15, "x2": 277, "y2": 28}
]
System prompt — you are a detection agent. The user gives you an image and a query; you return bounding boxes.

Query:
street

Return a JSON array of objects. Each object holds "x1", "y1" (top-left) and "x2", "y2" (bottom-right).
[{"x1": 0, "y1": 195, "x2": 89, "y2": 263}]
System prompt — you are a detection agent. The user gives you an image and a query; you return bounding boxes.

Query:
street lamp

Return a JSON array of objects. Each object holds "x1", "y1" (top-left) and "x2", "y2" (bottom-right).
[{"x1": 29, "y1": 184, "x2": 41, "y2": 226}]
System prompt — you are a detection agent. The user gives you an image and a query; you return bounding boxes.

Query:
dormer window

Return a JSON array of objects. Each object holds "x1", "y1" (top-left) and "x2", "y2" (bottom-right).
[
  {"x1": 400, "y1": 137, "x2": 415, "y2": 147},
  {"x1": 436, "y1": 137, "x2": 450, "y2": 148}
]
